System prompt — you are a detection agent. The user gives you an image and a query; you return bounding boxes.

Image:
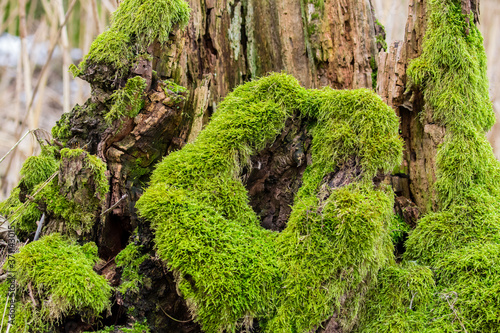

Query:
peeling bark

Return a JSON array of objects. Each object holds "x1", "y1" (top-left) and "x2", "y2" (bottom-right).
[
  {"x1": 376, "y1": 0, "x2": 442, "y2": 215},
  {"x1": 173, "y1": 0, "x2": 383, "y2": 139}
]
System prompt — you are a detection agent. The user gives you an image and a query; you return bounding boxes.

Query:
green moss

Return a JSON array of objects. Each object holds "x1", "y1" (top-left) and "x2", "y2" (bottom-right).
[
  {"x1": 405, "y1": 0, "x2": 497, "y2": 259},
  {"x1": 0, "y1": 148, "x2": 59, "y2": 234},
  {"x1": 389, "y1": 214, "x2": 410, "y2": 246},
  {"x1": 376, "y1": 34, "x2": 387, "y2": 52},
  {"x1": 358, "y1": 1, "x2": 500, "y2": 332},
  {"x1": 136, "y1": 73, "x2": 403, "y2": 332},
  {"x1": 162, "y1": 79, "x2": 187, "y2": 94},
  {"x1": 74, "y1": 0, "x2": 190, "y2": 77},
  {"x1": 431, "y1": 242, "x2": 500, "y2": 332},
  {"x1": 115, "y1": 242, "x2": 149, "y2": 294},
  {"x1": 370, "y1": 57, "x2": 377, "y2": 90},
  {"x1": 355, "y1": 261, "x2": 435, "y2": 333},
  {"x1": 52, "y1": 111, "x2": 73, "y2": 143},
  {"x1": 88, "y1": 320, "x2": 151, "y2": 333},
  {"x1": 4, "y1": 233, "x2": 111, "y2": 332},
  {"x1": 0, "y1": 187, "x2": 40, "y2": 234},
  {"x1": 39, "y1": 148, "x2": 109, "y2": 235},
  {"x1": 375, "y1": 19, "x2": 385, "y2": 31},
  {"x1": 105, "y1": 76, "x2": 147, "y2": 124},
  {"x1": 20, "y1": 152, "x2": 58, "y2": 191},
  {"x1": 407, "y1": 1, "x2": 493, "y2": 135}
]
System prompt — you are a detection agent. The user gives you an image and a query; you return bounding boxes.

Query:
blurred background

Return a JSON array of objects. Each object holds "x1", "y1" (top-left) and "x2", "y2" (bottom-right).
[{"x1": 0, "y1": 0, "x2": 498, "y2": 200}]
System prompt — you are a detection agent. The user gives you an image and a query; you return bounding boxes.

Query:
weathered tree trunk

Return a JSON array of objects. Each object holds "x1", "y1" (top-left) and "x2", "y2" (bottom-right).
[
  {"x1": 377, "y1": 0, "x2": 481, "y2": 219},
  {"x1": 46, "y1": 1, "x2": 394, "y2": 330},
  {"x1": 5, "y1": 0, "x2": 456, "y2": 332},
  {"x1": 376, "y1": 0, "x2": 433, "y2": 221},
  {"x1": 175, "y1": 0, "x2": 385, "y2": 139}
]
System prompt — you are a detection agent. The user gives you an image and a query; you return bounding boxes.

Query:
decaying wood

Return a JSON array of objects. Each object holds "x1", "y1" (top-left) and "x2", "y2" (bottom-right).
[
  {"x1": 376, "y1": 0, "x2": 441, "y2": 215},
  {"x1": 38, "y1": 0, "x2": 441, "y2": 330},
  {"x1": 244, "y1": 114, "x2": 311, "y2": 231},
  {"x1": 173, "y1": 0, "x2": 383, "y2": 135}
]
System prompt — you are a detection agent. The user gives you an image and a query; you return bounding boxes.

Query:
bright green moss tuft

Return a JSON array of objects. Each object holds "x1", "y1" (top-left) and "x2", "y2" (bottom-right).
[
  {"x1": 355, "y1": 261, "x2": 435, "y2": 332},
  {"x1": 75, "y1": 0, "x2": 190, "y2": 76},
  {"x1": 4, "y1": 233, "x2": 111, "y2": 332},
  {"x1": 137, "y1": 73, "x2": 403, "y2": 332},
  {"x1": 0, "y1": 187, "x2": 41, "y2": 234},
  {"x1": 105, "y1": 76, "x2": 147, "y2": 124},
  {"x1": 20, "y1": 153, "x2": 58, "y2": 191},
  {"x1": 163, "y1": 79, "x2": 187, "y2": 94},
  {"x1": 115, "y1": 242, "x2": 149, "y2": 294},
  {"x1": 52, "y1": 110, "x2": 74, "y2": 143},
  {"x1": 0, "y1": 148, "x2": 59, "y2": 233}
]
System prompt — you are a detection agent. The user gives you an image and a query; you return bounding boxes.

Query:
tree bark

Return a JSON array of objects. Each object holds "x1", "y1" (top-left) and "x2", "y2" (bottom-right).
[
  {"x1": 11, "y1": 0, "x2": 441, "y2": 332},
  {"x1": 376, "y1": 0, "x2": 444, "y2": 218},
  {"x1": 174, "y1": 0, "x2": 385, "y2": 130}
]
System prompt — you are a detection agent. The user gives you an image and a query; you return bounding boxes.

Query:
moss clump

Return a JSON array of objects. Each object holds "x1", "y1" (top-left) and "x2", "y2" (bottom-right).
[
  {"x1": 115, "y1": 242, "x2": 149, "y2": 294},
  {"x1": 0, "y1": 187, "x2": 41, "y2": 233},
  {"x1": 162, "y1": 79, "x2": 187, "y2": 95},
  {"x1": 39, "y1": 148, "x2": 109, "y2": 235},
  {"x1": 105, "y1": 76, "x2": 147, "y2": 124},
  {"x1": 355, "y1": 261, "x2": 435, "y2": 332},
  {"x1": 19, "y1": 153, "x2": 58, "y2": 191},
  {"x1": 4, "y1": 233, "x2": 111, "y2": 332},
  {"x1": 389, "y1": 214, "x2": 410, "y2": 245},
  {"x1": 87, "y1": 320, "x2": 151, "y2": 333},
  {"x1": 73, "y1": 0, "x2": 190, "y2": 77},
  {"x1": 51, "y1": 111, "x2": 72, "y2": 143},
  {"x1": 359, "y1": 1, "x2": 500, "y2": 332},
  {"x1": 136, "y1": 73, "x2": 403, "y2": 332},
  {"x1": 0, "y1": 148, "x2": 59, "y2": 234}
]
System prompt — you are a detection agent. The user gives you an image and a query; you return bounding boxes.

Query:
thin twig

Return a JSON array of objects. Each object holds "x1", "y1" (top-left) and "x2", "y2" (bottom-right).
[
  {"x1": 96, "y1": 255, "x2": 116, "y2": 272},
  {"x1": 0, "y1": 130, "x2": 31, "y2": 165},
  {"x1": 27, "y1": 282, "x2": 38, "y2": 308},
  {"x1": 101, "y1": 194, "x2": 128, "y2": 216},
  {"x1": 33, "y1": 213, "x2": 45, "y2": 241},
  {"x1": 409, "y1": 290, "x2": 417, "y2": 310},
  {"x1": 10, "y1": 171, "x2": 58, "y2": 224},
  {"x1": 159, "y1": 304, "x2": 192, "y2": 323}
]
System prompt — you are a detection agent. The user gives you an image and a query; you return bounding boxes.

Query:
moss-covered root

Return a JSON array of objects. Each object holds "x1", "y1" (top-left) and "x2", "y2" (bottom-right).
[
  {"x1": 105, "y1": 76, "x2": 147, "y2": 124},
  {"x1": 115, "y1": 242, "x2": 149, "y2": 294},
  {"x1": 3, "y1": 233, "x2": 111, "y2": 332},
  {"x1": 137, "y1": 73, "x2": 403, "y2": 332}
]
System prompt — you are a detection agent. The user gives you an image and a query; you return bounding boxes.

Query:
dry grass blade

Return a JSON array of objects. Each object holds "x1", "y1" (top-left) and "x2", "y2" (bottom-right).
[{"x1": 0, "y1": 0, "x2": 77, "y2": 188}]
